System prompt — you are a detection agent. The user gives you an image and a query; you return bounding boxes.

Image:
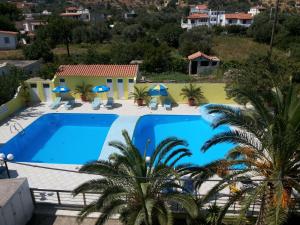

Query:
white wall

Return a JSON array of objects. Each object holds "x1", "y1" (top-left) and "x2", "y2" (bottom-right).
[{"x1": 0, "y1": 34, "x2": 17, "y2": 50}]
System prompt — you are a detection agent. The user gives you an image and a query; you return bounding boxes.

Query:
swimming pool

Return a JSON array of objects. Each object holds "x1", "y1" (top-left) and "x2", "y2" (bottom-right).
[
  {"x1": 132, "y1": 115, "x2": 234, "y2": 165},
  {"x1": 1, "y1": 113, "x2": 118, "y2": 164}
]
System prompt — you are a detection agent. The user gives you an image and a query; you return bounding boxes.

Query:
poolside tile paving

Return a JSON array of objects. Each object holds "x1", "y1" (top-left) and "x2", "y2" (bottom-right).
[{"x1": 0, "y1": 100, "x2": 201, "y2": 190}]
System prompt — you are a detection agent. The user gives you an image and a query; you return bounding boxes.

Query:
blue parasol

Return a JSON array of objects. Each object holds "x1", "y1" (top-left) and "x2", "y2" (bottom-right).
[
  {"x1": 92, "y1": 85, "x2": 110, "y2": 93},
  {"x1": 52, "y1": 86, "x2": 70, "y2": 93},
  {"x1": 148, "y1": 84, "x2": 168, "y2": 96}
]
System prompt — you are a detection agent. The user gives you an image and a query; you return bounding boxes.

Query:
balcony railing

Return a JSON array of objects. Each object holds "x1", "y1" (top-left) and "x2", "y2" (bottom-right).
[{"x1": 30, "y1": 188, "x2": 300, "y2": 216}]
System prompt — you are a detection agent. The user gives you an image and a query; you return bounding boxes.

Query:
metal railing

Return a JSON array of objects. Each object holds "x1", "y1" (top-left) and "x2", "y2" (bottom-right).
[{"x1": 30, "y1": 188, "x2": 274, "y2": 216}]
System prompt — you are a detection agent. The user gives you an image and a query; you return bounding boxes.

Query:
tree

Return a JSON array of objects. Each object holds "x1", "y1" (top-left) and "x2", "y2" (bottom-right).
[
  {"x1": 248, "y1": 12, "x2": 275, "y2": 44},
  {"x1": 23, "y1": 40, "x2": 54, "y2": 62},
  {"x1": 188, "y1": 82, "x2": 300, "y2": 225},
  {"x1": 179, "y1": 27, "x2": 213, "y2": 56},
  {"x1": 0, "y1": 66, "x2": 24, "y2": 105},
  {"x1": 142, "y1": 44, "x2": 172, "y2": 73},
  {"x1": 36, "y1": 16, "x2": 80, "y2": 56},
  {"x1": 158, "y1": 23, "x2": 183, "y2": 48},
  {"x1": 0, "y1": 2, "x2": 22, "y2": 21},
  {"x1": 84, "y1": 48, "x2": 111, "y2": 64},
  {"x1": 73, "y1": 130, "x2": 198, "y2": 225},
  {"x1": 122, "y1": 24, "x2": 145, "y2": 42},
  {"x1": 0, "y1": 16, "x2": 17, "y2": 31},
  {"x1": 223, "y1": 54, "x2": 295, "y2": 105}
]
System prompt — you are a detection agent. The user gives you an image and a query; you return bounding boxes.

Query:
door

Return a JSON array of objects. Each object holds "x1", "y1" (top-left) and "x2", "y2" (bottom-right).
[
  {"x1": 128, "y1": 79, "x2": 134, "y2": 95},
  {"x1": 59, "y1": 78, "x2": 66, "y2": 86},
  {"x1": 117, "y1": 79, "x2": 124, "y2": 99},
  {"x1": 191, "y1": 61, "x2": 198, "y2": 74},
  {"x1": 30, "y1": 83, "x2": 40, "y2": 102},
  {"x1": 106, "y1": 79, "x2": 114, "y2": 98},
  {"x1": 43, "y1": 83, "x2": 51, "y2": 102}
]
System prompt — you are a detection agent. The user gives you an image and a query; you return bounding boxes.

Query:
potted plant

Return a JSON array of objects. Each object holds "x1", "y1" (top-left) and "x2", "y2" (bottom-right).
[
  {"x1": 74, "y1": 82, "x2": 92, "y2": 102},
  {"x1": 19, "y1": 82, "x2": 31, "y2": 106},
  {"x1": 130, "y1": 86, "x2": 148, "y2": 106},
  {"x1": 180, "y1": 83, "x2": 204, "y2": 106}
]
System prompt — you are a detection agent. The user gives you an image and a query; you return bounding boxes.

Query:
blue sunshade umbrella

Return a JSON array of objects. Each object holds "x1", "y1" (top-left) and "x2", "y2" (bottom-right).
[
  {"x1": 148, "y1": 84, "x2": 168, "y2": 96},
  {"x1": 92, "y1": 85, "x2": 110, "y2": 93},
  {"x1": 52, "y1": 86, "x2": 70, "y2": 93}
]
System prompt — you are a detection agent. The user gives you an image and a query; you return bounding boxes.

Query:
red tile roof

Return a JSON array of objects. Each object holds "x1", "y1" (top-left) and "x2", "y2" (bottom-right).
[
  {"x1": 195, "y1": 4, "x2": 208, "y2": 10},
  {"x1": 188, "y1": 51, "x2": 220, "y2": 61},
  {"x1": 187, "y1": 13, "x2": 209, "y2": 19},
  {"x1": 55, "y1": 65, "x2": 139, "y2": 77},
  {"x1": 0, "y1": 30, "x2": 18, "y2": 36},
  {"x1": 225, "y1": 13, "x2": 253, "y2": 20},
  {"x1": 65, "y1": 6, "x2": 79, "y2": 11}
]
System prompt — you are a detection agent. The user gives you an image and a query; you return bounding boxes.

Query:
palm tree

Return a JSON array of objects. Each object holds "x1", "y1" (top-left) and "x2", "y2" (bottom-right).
[
  {"x1": 129, "y1": 86, "x2": 149, "y2": 106},
  {"x1": 180, "y1": 84, "x2": 204, "y2": 106},
  {"x1": 73, "y1": 82, "x2": 92, "y2": 102},
  {"x1": 187, "y1": 83, "x2": 300, "y2": 225},
  {"x1": 73, "y1": 130, "x2": 198, "y2": 225}
]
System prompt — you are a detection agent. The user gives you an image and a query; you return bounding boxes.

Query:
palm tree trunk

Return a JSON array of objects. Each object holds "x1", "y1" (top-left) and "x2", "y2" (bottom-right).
[
  {"x1": 269, "y1": 0, "x2": 280, "y2": 57},
  {"x1": 255, "y1": 193, "x2": 266, "y2": 225}
]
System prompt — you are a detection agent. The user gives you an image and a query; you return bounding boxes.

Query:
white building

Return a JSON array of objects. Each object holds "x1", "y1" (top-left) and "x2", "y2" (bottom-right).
[
  {"x1": 0, "y1": 31, "x2": 18, "y2": 50},
  {"x1": 181, "y1": 4, "x2": 253, "y2": 30},
  {"x1": 248, "y1": 6, "x2": 266, "y2": 16},
  {"x1": 60, "y1": 6, "x2": 90, "y2": 22}
]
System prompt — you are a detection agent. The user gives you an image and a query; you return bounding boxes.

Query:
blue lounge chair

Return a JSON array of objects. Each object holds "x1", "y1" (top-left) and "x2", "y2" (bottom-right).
[
  {"x1": 49, "y1": 97, "x2": 61, "y2": 109},
  {"x1": 164, "y1": 99, "x2": 172, "y2": 110},
  {"x1": 92, "y1": 97, "x2": 101, "y2": 110},
  {"x1": 105, "y1": 97, "x2": 114, "y2": 109},
  {"x1": 64, "y1": 99, "x2": 75, "y2": 110},
  {"x1": 149, "y1": 98, "x2": 158, "y2": 110}
]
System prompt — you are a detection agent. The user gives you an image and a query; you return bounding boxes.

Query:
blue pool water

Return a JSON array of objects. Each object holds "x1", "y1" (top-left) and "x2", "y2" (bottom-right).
[
  {"x1": 1, "y1": 113, "x2": 118, "y2": 164},
  {"x1": 132, "y1": 115, "x2": 234, "y2": 165}
]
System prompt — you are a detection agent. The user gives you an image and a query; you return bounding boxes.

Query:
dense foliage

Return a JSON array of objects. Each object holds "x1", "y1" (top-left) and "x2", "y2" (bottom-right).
[
  {"x1": 73, "y1": 130, "x2": 198, "y2": 225},
  {"x1": 0, "y1": 67, "x2": 26, "y2": 105},
  {"x1": 186, "y1": 82, "x2": 300, "y2": 225},
  {"x1": 223, "y1": 54, "x2": 299, "y2": 104}
]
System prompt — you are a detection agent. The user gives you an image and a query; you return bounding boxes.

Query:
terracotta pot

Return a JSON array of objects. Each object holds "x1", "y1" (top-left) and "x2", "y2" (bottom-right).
[
  {"x1": 81, "y1": 95, "x2": 87, "y2": 102},
  {"x1": 137, "y1": 99, "x2": 144, "y2": 106},
  {"x1": 188, "y1": 98, "x2": 196, "y2": 106}
]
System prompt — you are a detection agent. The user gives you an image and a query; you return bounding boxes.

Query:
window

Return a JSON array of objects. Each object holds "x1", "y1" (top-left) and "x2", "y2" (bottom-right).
[
  {"x1": 242, "y1": 20, "x2": 247, "y2": 24},
  {"x1": 43, "y1": 84, "x2": 50, "y2": 88},
  {"x1": 107, "y1": 79, "x2": 113, "y2": 83},
  {"x1": 128, "y1": 79, "x2": 134, "y2": 83},
  {"x1": 200, "y1": 61, "x2": 209, "y2": 66},
  {"x1": 4, "y1": 37, "x2": 10, "y2": 44},
  {"x1": 212, "y1": 61, "x2": 218, "y2": 66},
  {"x1": 59, "y1": 79, "x2": 65, "y2": 83},
  {"x1": 117, "y1": 79, "x2": 123, "y2": 83},
  {"x1": 30, "y1": 83, "x2": 37, "y2": 88}
]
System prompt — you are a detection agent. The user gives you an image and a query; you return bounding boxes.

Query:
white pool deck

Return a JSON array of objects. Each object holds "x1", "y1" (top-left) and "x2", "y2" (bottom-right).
[{"x1": 0, "y1": 100, "x2": 208, "y2": 190}]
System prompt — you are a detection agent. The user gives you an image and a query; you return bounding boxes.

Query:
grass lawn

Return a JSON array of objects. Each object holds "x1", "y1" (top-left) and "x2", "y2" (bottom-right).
[
  {"x1": 0, "y1": 49, "x2": 24, "y2": 60},
  {"x1": 212, "y1": 36, "x2": 285, "y2": 62}
]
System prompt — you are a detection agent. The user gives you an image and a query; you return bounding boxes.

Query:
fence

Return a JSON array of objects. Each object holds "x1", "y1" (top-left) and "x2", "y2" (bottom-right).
[{"x1": 30, "y1": 188, "x2": 267, "y2": 216}]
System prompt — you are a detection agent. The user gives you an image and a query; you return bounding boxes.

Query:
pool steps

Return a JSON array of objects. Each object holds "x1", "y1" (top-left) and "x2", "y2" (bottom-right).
[{"x1": 99, "y1": 115, "x2": 140, "y2": 160}]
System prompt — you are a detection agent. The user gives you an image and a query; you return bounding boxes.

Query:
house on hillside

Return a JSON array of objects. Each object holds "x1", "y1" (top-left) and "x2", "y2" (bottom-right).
[
  {"x1": 181, "y1": 4, "x2": 253, "y2": 29},
  {"x1": 60, "y1": 6, "x2": 90, "y2": 22},
  {"x1": 188, "y1": 51, "x2": 220, "y2": 75},
  {"x1": 248, "y1": 6, "x2": 267, "y2": 16},
  {"x1": 182, "y1": 4, "x2": 225, "y2": 29},
  {"x1": 53, "y1": 64, "x2": 139, "y2": 100},
  {"x1": 0, "y1": 31, "x2": 18, "y2": 50},
  {"x1": 223, "y1": 13, "x2": 253, "y2": 27}
]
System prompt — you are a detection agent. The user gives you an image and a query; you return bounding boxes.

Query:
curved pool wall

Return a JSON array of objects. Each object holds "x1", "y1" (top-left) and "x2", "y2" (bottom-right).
[
  {"x1": 132, "y1": 114, "x2": 234, "y2": 166},
  {"x1": 0, "y1": 113, "x2": 118, "y2": 164}
]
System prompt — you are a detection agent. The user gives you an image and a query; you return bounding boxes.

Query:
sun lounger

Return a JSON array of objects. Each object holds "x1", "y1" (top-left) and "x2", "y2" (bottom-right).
[
  {"x1": 164, "y1": 99, "x2": 172, "y2": 110},
  {"x1": 105, "y1": 97, "x2": 114, "y2": 109},
  {"x1": 149, "y1": 98, "x2": 158, "y2": 110},
  {"x1": 64, "y1": 99, "x2": 75, "y2": 110},
  {"x1": 49, "y1": 97, "x2": 61, "y2": 109},
  {"x1": 92, "y1": 97, "x2": 101, "y2": 110}
]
